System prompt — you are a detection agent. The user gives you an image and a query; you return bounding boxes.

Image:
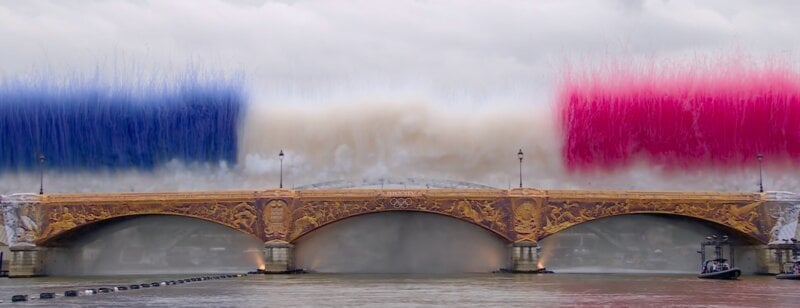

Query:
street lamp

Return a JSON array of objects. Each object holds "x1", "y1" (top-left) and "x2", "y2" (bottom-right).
[
  {"x1": 38, "y1": 154, "x2": 45, "y2": 195},
  {"x1": 757, "y1": 153, "x2": 764, "y2": 193},
  {"x1": 279, "y1": 150, "x2": 284, "y2": 189},
  {"x1": 517, "y1": 149, "x2": 524, "y2": 188}
]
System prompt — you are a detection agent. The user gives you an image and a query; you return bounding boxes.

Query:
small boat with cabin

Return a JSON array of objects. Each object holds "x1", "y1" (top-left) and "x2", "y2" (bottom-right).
[
  {"x1": 697, "y1": 235, "x2": 741, "y2": 280},
  {"x1": 776, "y1": 260, "x2": 800, "y2": 280},
  {"x1": 699, "y1": 258, "x2": 741, "y2": 279},
  {"x1": 772, "y1": 238, "x2": 800, "y2": 280}
]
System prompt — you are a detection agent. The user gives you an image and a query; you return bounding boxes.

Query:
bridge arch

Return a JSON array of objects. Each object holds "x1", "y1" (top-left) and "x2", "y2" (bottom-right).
[
  {"x1": 289, "y1": 209, "x2": 513, "y2": 244},
  {"x1": 282, "y1": 192, "x2": 514, "y2": 244},
  {"x1": 37, "y1": 214, "x2": 267, "y2": 276},
  {"x1": 37, "y1": 212, "x2": 262, "y2": 246},
  {"x1": 290, "y1": 210, "x2": 512, "y2": 273},
  {"x1": 539, "y1": 212, "x2": 764, "y2": 244},
  {"x1": 535, "y1": 213, "x2": 768, "y2": 273}
]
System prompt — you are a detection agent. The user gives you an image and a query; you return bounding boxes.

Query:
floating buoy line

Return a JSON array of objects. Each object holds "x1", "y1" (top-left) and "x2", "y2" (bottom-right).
[{"x1": 7, "y1": 273, "x2": 247, "y2": 303}]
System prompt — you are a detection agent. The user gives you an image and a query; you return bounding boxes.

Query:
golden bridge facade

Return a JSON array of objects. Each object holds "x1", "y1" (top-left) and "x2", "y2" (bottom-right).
[{"x1": 3, "y1": 188, "x2": 799, "y2": 277}]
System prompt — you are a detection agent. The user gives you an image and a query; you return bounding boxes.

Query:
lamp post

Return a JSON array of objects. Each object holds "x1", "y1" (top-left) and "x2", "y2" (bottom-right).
[
  {"x1": 279, "y1": 150, "x2": 284, "y2": 189},
  {"x1": 757, "y1": 153, "x2": 764, "y2": 193},
  {"x1": 517, "y1": 149, "x2": 524, "y2": 188},
  {"x1": 38, "y1": 154, "x2": 45, "y2": 195}
]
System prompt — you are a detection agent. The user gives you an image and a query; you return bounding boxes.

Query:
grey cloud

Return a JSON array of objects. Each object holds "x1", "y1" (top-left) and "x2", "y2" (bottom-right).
[{"x1": 0, "y1": 0, "x2": 798, "y2": 107}]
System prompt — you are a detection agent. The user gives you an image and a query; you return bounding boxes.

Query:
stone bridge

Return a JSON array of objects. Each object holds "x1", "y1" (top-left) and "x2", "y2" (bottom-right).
[{"x1": 3, "y1": 188, "x2": 800, "y2": 276}]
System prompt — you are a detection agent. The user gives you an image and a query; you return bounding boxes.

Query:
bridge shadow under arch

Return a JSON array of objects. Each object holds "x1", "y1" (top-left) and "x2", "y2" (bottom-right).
[
  {"x1": 292, "y1": 211, "x2": 511, "y2": 273},
  {"x1": 39, "y1": 214, "x2": 265, "y2": 276},
  {"x1": 538, "y1": 213, "x2": 763, "y2": 273},
  {"x1": 37, "y1": 213, "x2": 261, "y2": 247},
  {"x1": 290, "y1": 209, "x2": 514, "y2": 244},
  {"x1": 541, "y1": 212, "x2": 763, "y2": 245}
]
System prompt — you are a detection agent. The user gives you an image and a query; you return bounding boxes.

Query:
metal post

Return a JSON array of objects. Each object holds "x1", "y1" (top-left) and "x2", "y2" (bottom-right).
[
  {"x1": 699, "y1": 242, "x2": 706, "y2": 271},
  {"x1": 279, "y1": 150, "x2": 284, "y2": 189},
  {"x1": 38, "y1": 154, "x2": 45, "y2": 195},
  {"x1": 757, "y1": 153, "x2": 764, "y2": 193},
  {"x1": 517, "y1": 149, "x2": 523, "y2": 188}
]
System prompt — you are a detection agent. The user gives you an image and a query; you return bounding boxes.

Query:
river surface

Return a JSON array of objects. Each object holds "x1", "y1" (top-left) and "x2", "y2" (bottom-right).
[{"x1": 1, "y1": 273, "x2": 798, "y2": 307}]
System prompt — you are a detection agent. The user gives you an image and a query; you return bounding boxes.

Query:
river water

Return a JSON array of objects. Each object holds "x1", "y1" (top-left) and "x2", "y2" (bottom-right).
[{"x1": 1, "y1": 273, "x2": 798, "y2": 307}]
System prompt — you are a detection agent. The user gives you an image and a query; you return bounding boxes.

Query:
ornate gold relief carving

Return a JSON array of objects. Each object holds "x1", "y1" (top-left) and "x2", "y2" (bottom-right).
[
  {"x1": 450, "y1": 199, "x2": 508, "y2": 234},
  {"x1": 288, "y1": 200, "x2": 375, "y2": 240},
  {"x1": 42, "y1": 206, "x2": 79, "y2": 239},
  {"x1": 263, "y1": 200, "x2": 289, "y2": 240},
  {"x1": 513, "y1": 200, "x2": 541, "y2": 242},
  {"x1": 232, "y1": 202, "x2": 258, "y2": 234},
  {"x1": 32, "y1": 189, "x2": 771, "y2": 245},
  {"x1": 39, "y1": 200, "x2": 259, "y2": 242},
  {"x1": 286, "y1": 196, "x2": 511, "y2": 241},
  {"x1": 539, "y1": 198, "x2": 767, "y2": 242}
]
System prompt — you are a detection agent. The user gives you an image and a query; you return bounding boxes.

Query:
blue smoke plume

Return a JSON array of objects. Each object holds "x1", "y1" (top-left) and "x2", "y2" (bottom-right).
[{"x1": 0, "y1": 70, "x2": 245, "y2": 172}]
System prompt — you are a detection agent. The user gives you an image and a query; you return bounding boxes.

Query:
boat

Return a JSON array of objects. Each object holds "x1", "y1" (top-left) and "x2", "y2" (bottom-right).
[
  {"x1": 775, "y1": 259, "x2": 800, "y2": 280},
  {"x1": 698, "y1": 259, "x2": 741, "y2": 280},
  {"x1": 770, "y1": 238, "x2": 800, "y2": 280},
  {"x1": 495, "y1": 268, "x2": 554, "y2": 274},
  {"x1": 775, "y1": 272, "x2": 800, "y2": 280},
  {"x1": 248, "y1": 268, "x2": 307, "y2": 275},
  {"x1": 697, "y1": 235, "x2": 741, "y2": 280}
]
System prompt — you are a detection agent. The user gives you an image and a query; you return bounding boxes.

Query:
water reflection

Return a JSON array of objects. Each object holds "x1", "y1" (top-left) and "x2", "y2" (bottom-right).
[{"x1": 1, "y1": 274, "x2": 798, "y2": 307}]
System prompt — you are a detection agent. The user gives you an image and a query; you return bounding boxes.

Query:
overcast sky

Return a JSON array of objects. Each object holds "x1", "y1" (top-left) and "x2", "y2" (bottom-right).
[{"x1": 1, "y1": 0, "x2": 799, "y2": 107}]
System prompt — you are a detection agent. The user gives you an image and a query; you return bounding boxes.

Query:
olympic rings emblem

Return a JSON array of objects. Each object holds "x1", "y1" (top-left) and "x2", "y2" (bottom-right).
[{"x1": 389, "y1": 198, "x2": 413, "y2": 208}]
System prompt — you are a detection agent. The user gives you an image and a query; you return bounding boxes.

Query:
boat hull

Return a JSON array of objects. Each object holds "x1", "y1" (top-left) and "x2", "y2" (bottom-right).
[
  {"x1": 698, "y1": 268, "x2": 741, "y2": 280},
  {"x1": 495, "y1": 268, "x2": 554, "y2": 274},
  {"x1": 776, "y1": 273, "x2": 800, "y2": 280}
]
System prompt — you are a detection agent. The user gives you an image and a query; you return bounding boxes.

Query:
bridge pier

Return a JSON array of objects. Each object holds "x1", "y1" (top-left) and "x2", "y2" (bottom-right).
[
  {"x1": 756, "y1": 245, "x2": 782, "y2": 274},
  {"x1": 8, "y1": 246, "x2": 47, "y2": 278},
  {"x1": 262, "y1": 240, "x2": 294, "y2": 273},
  {"x1": 509, "y1": 241, "x2": 543, "y2": 273}
]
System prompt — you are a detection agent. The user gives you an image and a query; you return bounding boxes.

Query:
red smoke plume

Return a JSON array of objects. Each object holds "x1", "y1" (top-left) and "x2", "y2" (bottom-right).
[{"x1": 559, "y1": 56, "x2": 800, "y2": 171}]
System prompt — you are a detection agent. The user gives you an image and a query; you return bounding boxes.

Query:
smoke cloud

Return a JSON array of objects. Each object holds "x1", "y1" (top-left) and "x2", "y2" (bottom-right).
[{"x1": 4, "y1": 101, "x2": 800, "y2": 193}]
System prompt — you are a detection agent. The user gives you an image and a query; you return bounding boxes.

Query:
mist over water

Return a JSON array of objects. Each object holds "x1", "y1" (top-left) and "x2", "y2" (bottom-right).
[
  {"x1": 44, "y1": 215, "x2": 264, "y2": 276},
  {"x1": 293, "y1": 212, "x2": 510, "y2": 273},
  {"x1": 35, "y1": 213, "x2": 764, "y2": 276},
  {"x1": 539, "y1": 214, "x2": 760, "y2": 274}
]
